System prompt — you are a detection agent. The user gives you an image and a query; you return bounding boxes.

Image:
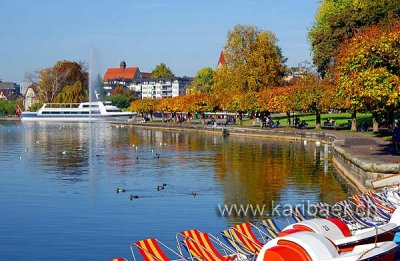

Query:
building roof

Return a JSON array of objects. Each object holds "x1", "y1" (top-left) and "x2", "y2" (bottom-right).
[
  {"x1": 0, "y1": 82, "x2": 18, "y2": 89},
  {"x1": 141, "y1": 72, "x2": 152, "y2": 79},
  {"x1": 217, "y1": 51, "x2": 226, "y2": 67},
  {"x1": 103, "y1": 67, "x2": 139, "y2": 81}
]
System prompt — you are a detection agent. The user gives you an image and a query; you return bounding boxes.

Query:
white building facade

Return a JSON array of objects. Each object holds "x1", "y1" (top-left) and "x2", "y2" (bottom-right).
[{"x1": 129, "y1": 77, "x2": 192, "y2": 99}]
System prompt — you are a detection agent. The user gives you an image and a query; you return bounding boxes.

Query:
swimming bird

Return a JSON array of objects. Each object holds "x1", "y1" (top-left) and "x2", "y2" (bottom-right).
[
  {"x1": 191, "y1": 192, "x2": 197, "y2": 197},
  {"x1": 157, "y1": 183, "x2": 167, "y2": 191},
  {"x1": 303, "y1": 140, "x2": 307, "y2": 145},
  {"x1": 130, "y1": 194, "x2": 139, "y2": 200},
  {"x1": 62, "y1": 151, "x2": 67, "y2": 155},
  {"x1": 19, "y1": 156, "x2": 22, "y2": 159},
  {"x1": 116, "y1": 188, "x2": 126, "y2": 193}
]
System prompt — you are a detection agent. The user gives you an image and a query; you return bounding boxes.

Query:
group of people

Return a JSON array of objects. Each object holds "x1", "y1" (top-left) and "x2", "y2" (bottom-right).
[
  {"x1": 294, "y1": 117, "x2": 308, "y2": 129},
  {"x1": 261, "y1": 115, "x2": 280, "y2": 128}
]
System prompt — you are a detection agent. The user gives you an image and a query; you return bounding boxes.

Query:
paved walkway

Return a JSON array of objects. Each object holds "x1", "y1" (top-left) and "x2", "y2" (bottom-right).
[{"x1": 332, "y1": 131, "x2": 400, "y2": 165}]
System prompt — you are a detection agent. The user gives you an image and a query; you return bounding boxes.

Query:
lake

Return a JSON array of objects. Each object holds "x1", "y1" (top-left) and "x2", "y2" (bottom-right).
[{"x1": 0, "y1": 121, "x2": 353, "y2": 260}]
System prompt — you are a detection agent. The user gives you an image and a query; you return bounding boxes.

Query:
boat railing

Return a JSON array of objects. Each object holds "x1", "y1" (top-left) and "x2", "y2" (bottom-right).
[{"x1": 43, "y1": 103, "x2": 81, "y2": 109}]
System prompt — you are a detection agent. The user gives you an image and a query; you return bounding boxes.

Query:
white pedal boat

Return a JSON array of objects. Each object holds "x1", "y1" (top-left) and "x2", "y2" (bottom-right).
[{"x1": 257, "y1": 232, "x2": 398, "y2": 261}]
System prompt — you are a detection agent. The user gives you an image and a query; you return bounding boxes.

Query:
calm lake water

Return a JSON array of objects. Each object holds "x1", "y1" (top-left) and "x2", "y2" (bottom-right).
[{"x1": 0, "y1": 121, "x2": 353, "y2": 260}]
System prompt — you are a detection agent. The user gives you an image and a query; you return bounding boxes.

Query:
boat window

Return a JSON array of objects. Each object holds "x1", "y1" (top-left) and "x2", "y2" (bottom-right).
[
  {"x1": 91, "y1": 111, "x2": 100, "y2": 114},
  {"x1": 50, "y1": 111, "x2": 60, "y2": 114},
  {"x1": 106, "y1": 109, "x2": 122, "y2": 112},
  {"x1": 82, "y1": 105, "x2": 89, "y2": 108},
  {"x1": 42, "y1": 111, "x2": 50, "y2": 114},
  {"x1": 81, "y1": 111, "x2": 89, "y2": 114}
]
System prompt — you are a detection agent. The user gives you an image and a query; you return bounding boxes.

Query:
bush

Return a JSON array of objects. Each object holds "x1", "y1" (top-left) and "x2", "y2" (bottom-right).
[
  {"x1": 0, "y1": 100, "x2": 16, "y2": 116},
  {"x1": 109, "y1": 95, "x2": 130, "y2": 109},
  {"x1": 29, "y1": 102, "x2": 43, "y2": 112}
]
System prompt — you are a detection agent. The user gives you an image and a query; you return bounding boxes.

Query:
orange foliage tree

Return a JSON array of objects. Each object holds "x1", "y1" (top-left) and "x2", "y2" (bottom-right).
[
  {"x1": 335, "y1": 20, "x2": 400, "y2": 131},
  {"x1": 129, "y1": 99, "x2": 158, "y2": 121}
]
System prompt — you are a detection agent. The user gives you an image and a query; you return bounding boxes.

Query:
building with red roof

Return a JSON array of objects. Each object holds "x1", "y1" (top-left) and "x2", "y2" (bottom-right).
[
  {"x1": 103, "y1": 61, "x2": 192, "y2": 99},
  {"x1": 103, "y1": 61, "x2": 145, "y2": 95},
  {"x1": 217, "y1": 51, "x2": 226, "y2": 68}
]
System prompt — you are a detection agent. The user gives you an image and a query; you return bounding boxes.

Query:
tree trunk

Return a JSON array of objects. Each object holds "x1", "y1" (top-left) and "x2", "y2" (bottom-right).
[
  {"x1": 372, "y1": 111, "x2": 379, "y2": 133},
  {"x1": 286, "y1": 111, "x2": 291, "y2": 126},
  {"x1": 162, "y1": 111, "x2": 165, "y2": 123},
  {"x1": 150, "y1": 111, "x2": 153, "y2": 122},
  {"x1": 315, "y1": 110, "x2": 321, "y2": 130},
  {"x1": 238, "y1": 112, "x2": 243, "y2": 126},
  {"x1": 351, "y1": 110, "x2": 357, "y2": 131},
  {"x1": 388, "y1": 108, "x2": 394, "y2": 128}
]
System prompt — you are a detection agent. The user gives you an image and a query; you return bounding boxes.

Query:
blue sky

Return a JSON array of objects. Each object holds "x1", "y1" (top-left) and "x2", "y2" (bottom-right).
[{"x1": 0, "y1": 0, "x2": 319, "y2": 83}]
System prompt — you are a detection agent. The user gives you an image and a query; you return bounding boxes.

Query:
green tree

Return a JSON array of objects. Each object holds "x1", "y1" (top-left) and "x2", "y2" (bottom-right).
[
  {"x1": 309, "y1": 0, "x2": 400, "y2": 76},
  {"x1": 0, "y1": 100, "x2": 16, "y2": 116},
  {"x1": 29, "y1": 102, "x2": 43, "y2": 112},
  {"x1": 187, "y1": 67, "x2": 214, "y2": 94},
  {"x1": 110, "y1": 95, "x2": 131, "y2": 109},
  {"x1": 151, "y1": 63, "x2": 175, "y2": 78}
]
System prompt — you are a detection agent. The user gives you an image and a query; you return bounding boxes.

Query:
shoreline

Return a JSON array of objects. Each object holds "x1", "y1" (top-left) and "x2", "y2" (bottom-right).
[
  {"x1": 0, "y1": 117, "x2": 20, "y2": 121},
  {"x1": 122, "y1": 121, "x2": 400, "y2": 192}
]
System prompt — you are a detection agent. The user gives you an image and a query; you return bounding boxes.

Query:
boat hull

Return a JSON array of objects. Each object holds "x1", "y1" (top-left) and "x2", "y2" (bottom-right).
[{"x1": 21, "y1": 112, "x2": 136, "y2": 122}]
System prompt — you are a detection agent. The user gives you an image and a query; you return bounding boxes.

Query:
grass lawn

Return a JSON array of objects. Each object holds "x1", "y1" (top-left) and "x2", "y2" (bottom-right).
[
  {"x1": 240, "y1": 112, "x2": 373, "y2": 127},
  {"x1": 283, "y1": 112, "x2": 372, "y2": 127}
]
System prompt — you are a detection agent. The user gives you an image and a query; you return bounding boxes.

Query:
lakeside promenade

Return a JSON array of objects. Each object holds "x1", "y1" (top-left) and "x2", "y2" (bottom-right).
[{"x1": 123, "y1": 121, "x2": 400, "y2": 192}]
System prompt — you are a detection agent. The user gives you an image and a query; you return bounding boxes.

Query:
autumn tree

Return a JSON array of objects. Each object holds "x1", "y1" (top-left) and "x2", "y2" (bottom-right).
[
  {"x1": 155, "y1": 97, "x2": 173, "y2": 122},
  {"x1": 30, "y1": 60, "x2": 88, "y2": 103},
  {"x1": 225, "y1": 92, "x2": 260, "y2": 126},
  {"x1": 309, "y1": 0, "x2": 400, "y2": 76},
  {"x1": 292, "y1": 76, "x2": 339, "y2": 129},
  {"x1": 151, "y1": 63, "x2": 175, "y2": 78},
  {"x1": 53, "y1": 81, "x2": 88, "y2": 103},
  {"x1": 129, "y1": 99, "x2": 158, "y2": 121},
  {"x1": 335, "y1": 21, "x2": 400, "y2": 132},
  {"x1": 214, "y1": 24, "x2": 286, "y2": 97},
  {"x1": 185, "y1": 93, "x2": 218, "y2": 123},
  {"x1": 187, "y1": 67, "x2": 214, "y2": 94},
  {"x1": 258, "y1": 86, "x2": 297, "y2": 125}
]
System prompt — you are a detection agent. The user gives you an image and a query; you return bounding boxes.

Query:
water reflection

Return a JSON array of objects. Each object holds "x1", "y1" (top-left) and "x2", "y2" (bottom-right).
[{"x1": 0, "y1": 121, "x2": 354, "y2": 260}]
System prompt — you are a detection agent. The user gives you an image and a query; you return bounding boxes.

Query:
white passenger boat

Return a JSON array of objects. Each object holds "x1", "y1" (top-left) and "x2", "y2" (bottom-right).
[{"x1": 21, "y1": 101, "x2": 136, "y2": 121}]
